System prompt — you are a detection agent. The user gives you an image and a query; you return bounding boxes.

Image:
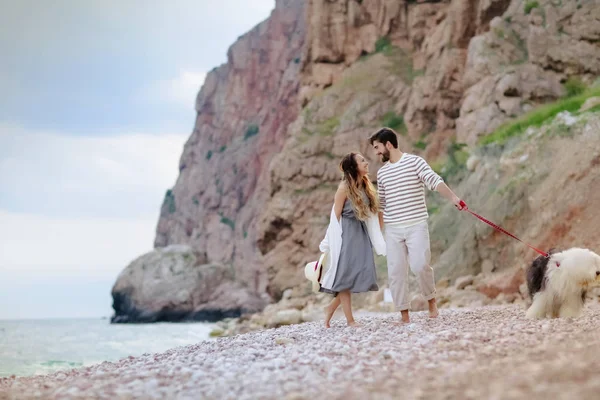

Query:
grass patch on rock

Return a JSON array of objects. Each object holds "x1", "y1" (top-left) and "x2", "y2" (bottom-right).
[
  {"x1": 524, "y1": 0, "x2": 539, "y2": 14},
  {"x1": 360, "y1": 39, "x2": 422, "y2": 84},
  {"x1": 384, "y1": 46, "x2": 423, "y2": 83},
  {"x1": 375, "y1": 37, "x2": 392, "y2": 53},
  {"x1": 380, "y1": 111, "x2": 407, "y2": 134},
  {"x1": 317, "y1": 117, "x2": 340, "y2": 136},
  {"x1": 297, "y1": 117, "x2": 340, "y2": 143},
  {"x1": 414, "y1": 140, "x2": 427, "y2": 150},
  {"x1": 432, "y1": 142, "x2": 469, "y2": 183},
  {"x1": 219, "y1": 213, "x2": 235, "y2": 230},
  {"x1": 564, "y1": 77, "x2": 586, "y2": 97},
  {"x1": 244, "y1": 124, "x2": 259, "y2": 140},
  {"x1": 480, "y1": 86, "x2": 600, "y2": 146},
  {"x1": 163, "y1": 189, "x2": 176, "y2": 214}
]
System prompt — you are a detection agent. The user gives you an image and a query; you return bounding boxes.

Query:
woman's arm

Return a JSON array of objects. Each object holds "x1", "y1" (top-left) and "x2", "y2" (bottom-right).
[{"x1": 333, "y1": 182, "x2": 347, "y2": 222}]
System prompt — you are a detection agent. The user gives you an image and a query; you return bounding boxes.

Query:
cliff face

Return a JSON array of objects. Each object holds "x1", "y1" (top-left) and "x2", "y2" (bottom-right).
[
  {"x1": 456, "y1": 0, "x2": 600, "y2": 145},
  {"x1": 257, "y1": 0, "x2": 600, "y2": 299},
  {"x1": 211, "y1": 109, "x2": 600, "y2": 336},
  {"x1": 299, "y1": 0, "x2": 513, "y2": 142},
  {"x1": 113, "y1": 0, "x2": 600, "y2": 322},
  {"x1": 153, "y1": 0, "x2": 306, "y2": 301},
  {"x1": 258, "y1": 0, "x2": 517, "y2": 298}
]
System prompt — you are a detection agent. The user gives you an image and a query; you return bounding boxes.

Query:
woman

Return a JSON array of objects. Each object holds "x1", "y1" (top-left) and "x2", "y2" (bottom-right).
[{"x1": 319, "y1": 152, "x2": 384, "y2": 328}]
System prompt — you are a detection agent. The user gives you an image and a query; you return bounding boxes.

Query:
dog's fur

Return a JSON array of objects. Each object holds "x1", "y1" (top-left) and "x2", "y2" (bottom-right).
[{"x1": 525, "y1": 247, "x2": 600, "y2": 319}]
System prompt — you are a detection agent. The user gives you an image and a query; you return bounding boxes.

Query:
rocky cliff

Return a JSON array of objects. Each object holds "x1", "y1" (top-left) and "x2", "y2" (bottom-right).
[
  {"x1": 112, "y1": 0, "x2": 306, "y2": 322},
  {"x1": 258, "y1": 0, "x2": 600, "y2": 299},
  {"x1": 112, "y1": 0, "x2": 600, "y2": 323}
]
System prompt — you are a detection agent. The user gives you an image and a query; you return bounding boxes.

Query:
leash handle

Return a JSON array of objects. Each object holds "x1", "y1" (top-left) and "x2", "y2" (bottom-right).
[{"x1": 458, "y1": 200, "x2": 548, "y2": 258}]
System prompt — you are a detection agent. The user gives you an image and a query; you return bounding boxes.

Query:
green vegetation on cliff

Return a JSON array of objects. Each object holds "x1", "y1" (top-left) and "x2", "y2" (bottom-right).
[{"x1": 480, "y1": 85, "x2": 600, "y2": 146}]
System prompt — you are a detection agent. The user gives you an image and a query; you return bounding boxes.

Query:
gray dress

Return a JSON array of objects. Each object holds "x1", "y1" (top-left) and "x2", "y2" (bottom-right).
[{"x1": 320, "y1": 194, "x2": 379, "y2": 296}]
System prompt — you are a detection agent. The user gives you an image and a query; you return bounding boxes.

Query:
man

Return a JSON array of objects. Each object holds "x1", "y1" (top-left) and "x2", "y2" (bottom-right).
[{"x1": 369, "y1": 127, "x2": 465, "y2": 323}]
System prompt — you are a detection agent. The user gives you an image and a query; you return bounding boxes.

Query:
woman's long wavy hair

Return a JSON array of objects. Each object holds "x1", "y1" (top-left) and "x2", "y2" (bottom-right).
[{"x1": 339, "y1": 152, "x2": 379, "y2": 221}]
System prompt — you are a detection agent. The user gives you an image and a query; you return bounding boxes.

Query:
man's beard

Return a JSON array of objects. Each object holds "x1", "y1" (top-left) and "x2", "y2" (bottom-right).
[{"x1": 380, "y1": 149, "x2": 390, "y2": 162}]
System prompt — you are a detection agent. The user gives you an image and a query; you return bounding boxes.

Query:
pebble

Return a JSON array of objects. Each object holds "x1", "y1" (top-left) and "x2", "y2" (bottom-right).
[{"x1": 2, "y1": 304, "x2": 600, "y2": 399}]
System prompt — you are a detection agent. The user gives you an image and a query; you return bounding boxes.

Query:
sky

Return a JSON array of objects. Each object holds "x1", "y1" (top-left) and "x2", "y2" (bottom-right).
[{"x1": 0, "y1": 0, "x2": 276, "y2": 319}]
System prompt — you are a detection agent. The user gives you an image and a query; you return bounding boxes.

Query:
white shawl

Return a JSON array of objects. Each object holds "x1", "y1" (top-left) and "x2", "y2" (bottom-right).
[{"x1": 319, "y1": 206, "x2": 386, "y2": 290}]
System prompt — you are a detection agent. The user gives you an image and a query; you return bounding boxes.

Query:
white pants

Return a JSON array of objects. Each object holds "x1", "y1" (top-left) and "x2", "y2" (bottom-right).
[{"x1": 385, "y1": 221, "x2": 436, "y2": 311}]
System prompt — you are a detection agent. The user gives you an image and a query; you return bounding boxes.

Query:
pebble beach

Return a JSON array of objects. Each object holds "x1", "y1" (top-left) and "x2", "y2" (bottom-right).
[{"x1": 2, "y1": 304, "x2": 600, "y2": 399}]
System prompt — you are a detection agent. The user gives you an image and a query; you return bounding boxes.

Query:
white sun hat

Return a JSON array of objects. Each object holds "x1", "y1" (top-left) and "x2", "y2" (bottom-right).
[{"x1": 304, "y1": 252, "x2": 327, "y2": 293}]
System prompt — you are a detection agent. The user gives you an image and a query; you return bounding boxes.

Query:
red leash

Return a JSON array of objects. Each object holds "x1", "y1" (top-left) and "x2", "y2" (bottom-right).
[{"x1": 458, "y1": 200, "x2": 548, "y2": 258}]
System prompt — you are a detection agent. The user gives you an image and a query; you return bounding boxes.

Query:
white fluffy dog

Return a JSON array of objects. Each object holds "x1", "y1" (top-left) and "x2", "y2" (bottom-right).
[{"x1": 525, "y1": 247, "x2": 600, "y2": 319}]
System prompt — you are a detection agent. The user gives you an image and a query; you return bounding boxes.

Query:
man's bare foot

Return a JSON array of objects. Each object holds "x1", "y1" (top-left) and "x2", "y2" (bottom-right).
[
  {"x1": 394, "y1": 310, "x2": 410, "y2": 325},
  {"x1": 428, "y1": 298, "x2": 439, "y2": 318},
  {"x1": 324, "y1": 306, "x2": 335, "y2": 328}
]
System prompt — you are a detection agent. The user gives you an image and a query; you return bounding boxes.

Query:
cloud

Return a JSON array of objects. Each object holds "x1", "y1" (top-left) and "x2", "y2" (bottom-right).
[
  {"x1": 0, "y1": 210, "x2": 155, "y2": 280},
  {"x1": 0, "y1": 1, "x2": 275, "y2": 131},
  {"x1": 0, "y1": 125, "x2": 189, "y2": 318},
  {"x1": 0, "y1": 0, "x2": 276, "y2": 72},
  {"x1": 0, "y1": 208, "x2": 159, "y2": 319},
  {"x1": 141, "y1": 70, "x2": 207, "y2": 109},
  {"x1": 0, "y1": 123, "x2": 188, "y2": 218},
  {"x1": 0, "y1": 125, "x2": 190, "y2": 319},
  {"x1": 0, "y1": 277, "x2": 116, "y2": 319},
  {"x1": 0, "y1": 1, "x2": 278, "y2": 319},
  {"x1": 0, "y1": 209, "x2": 155, "y2": 319}
]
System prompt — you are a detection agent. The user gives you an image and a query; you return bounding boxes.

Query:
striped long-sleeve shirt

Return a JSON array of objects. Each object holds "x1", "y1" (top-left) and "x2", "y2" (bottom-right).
[{"x1": 377, "y1": 153, "x2": 444, "y2": 226}]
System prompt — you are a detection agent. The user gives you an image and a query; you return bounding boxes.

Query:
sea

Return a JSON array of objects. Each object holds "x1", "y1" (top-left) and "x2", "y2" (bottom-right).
[{"x1": 0, "y1": 318, "x2": 215, "y2": 377}]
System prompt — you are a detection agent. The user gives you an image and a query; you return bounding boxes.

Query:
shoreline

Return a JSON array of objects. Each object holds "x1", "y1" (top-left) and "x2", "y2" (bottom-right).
[
  {"x1": 0, "y1": 319, "x2": 215, "y2": 380},
  {"x1": 3, "y1": 303, "x2": 600, "y2": 399}
]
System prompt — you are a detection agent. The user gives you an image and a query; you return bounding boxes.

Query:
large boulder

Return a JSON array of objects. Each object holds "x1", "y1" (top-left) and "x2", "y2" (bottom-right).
[{"x1": 111, "y1": 245, "x2": 266, "y2": 323}]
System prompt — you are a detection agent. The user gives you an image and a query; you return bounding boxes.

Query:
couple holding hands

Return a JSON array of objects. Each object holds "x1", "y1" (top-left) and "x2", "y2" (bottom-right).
[{"x1": 316, "y1": 127, "x2": 465, "y2": 327}]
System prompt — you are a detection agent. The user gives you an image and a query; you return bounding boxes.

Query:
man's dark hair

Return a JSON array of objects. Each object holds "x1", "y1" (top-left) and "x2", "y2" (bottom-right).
[{"x1": 368, "y1": 128, "x2": 399, "y2": 149}]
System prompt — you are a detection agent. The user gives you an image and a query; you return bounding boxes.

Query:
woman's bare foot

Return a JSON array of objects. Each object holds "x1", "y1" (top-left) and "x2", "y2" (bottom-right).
[
  {"x1": 324, "y1": 296, "x2": 341, "y2": 328},
  {"x1": 324, "y1": 305, "x2": 335, "y2": 328},
  {"x1": 428, "y1": 298, "x2": 439, "y2": 318},
  {"x1": 347, "y1": 320, "x2": 360, "y2": 327}
]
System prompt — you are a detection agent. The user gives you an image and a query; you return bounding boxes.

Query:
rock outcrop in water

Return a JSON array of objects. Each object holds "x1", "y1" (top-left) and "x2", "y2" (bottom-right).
[
  {"x1": 111, "y1": 245, "x2": 266, "y2": 323},
  {"x1": 112, "y1": 0, "x2": 600, "y2": 322}
]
